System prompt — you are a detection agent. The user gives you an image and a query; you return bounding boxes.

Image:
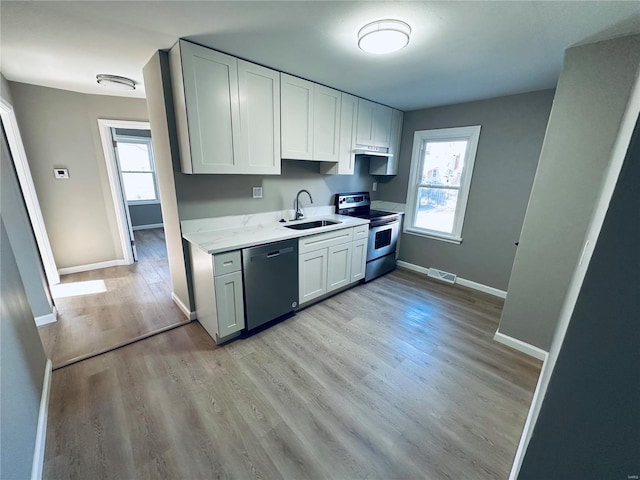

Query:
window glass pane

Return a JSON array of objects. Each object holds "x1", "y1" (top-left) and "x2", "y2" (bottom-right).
[
  {"x1": 421, "y1": 140, "x2": 468, "y2": 187},
  {"x1": 122, "y1": 172, "x2": 156, "y2": 201},
  {"x1": 117, "y1": 142, "x2": 152, "y2": 171},
  {"x1": 415, "y1": 187, "x2": 459, "y2": 234}
]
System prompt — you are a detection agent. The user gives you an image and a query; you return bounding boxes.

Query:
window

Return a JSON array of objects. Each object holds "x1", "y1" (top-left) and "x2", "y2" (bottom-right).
[
  {"x1": 404, "y1": 125, "x2": 481, "y2": 243},
  {"x1": 115, "y1": 136, "x2": 159, "y2": 204}
]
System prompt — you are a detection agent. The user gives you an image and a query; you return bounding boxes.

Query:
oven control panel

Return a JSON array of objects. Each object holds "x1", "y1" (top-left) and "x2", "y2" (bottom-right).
[{"x1": 335, "y1": 192, "x2": 371, "y2": 212}]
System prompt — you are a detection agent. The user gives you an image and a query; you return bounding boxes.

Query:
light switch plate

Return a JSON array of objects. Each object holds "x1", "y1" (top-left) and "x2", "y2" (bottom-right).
[
  {"x1": 54, "y1": 168, "x2": 69, "y2": 179},
  {"x1": 252, "y1": 187, "x2": 263, "y2": 199},
  {"x1": 372, "y1": 182, "x2": 378, "y2": 192}
]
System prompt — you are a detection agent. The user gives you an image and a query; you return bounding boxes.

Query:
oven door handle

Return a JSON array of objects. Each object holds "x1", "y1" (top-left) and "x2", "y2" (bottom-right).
[{"x1": 370, "y1": 217, "x2": 399, "y2": 228}]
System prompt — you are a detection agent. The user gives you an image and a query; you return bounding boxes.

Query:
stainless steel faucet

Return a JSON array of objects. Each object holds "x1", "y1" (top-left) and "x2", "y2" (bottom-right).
[{"x1": 295, "y1": 189, "x2": 313, "y2": 220}]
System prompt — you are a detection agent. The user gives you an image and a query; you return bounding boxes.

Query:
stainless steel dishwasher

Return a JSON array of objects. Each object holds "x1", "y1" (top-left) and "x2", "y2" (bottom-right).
[{"x1": 242, "y1": 239, "x2": 298, "y2": 331}]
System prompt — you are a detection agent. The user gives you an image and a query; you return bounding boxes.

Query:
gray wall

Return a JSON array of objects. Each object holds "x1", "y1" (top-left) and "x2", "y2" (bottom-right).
[
  {"x1": 498, "y1": 34, "x2": 640, "y2": 351},
  {"x1": 1, "y1": 124, "x2": 53, "y2": 318},
  {"x1": 0, "y1": 216, "x2": 49, "y2": 480},
  {"x1": 129, "y1": 203, "x2": 163, "y2": 228},
  {"x1": 176, "y1": 157, "x2": 375, "y2": 220},
  {"x1": 518, "y1": 114, "x2": 640, "y2": 479},
  {"x1": 1, "y1": 73, "x2": 14, "y2": 104},
  {"x1": 377, "y1": 89, "x2": 554, "y2": 291},
  {"x1": 9, "y1": 82, "x2": 149, "y2": 269},
  {"x1": 143, "y1": 51, "x2": 192, "y2": 311}
]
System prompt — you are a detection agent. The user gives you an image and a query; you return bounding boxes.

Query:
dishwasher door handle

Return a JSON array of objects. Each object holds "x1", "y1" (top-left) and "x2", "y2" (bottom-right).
[{"x1": 251, "y1": 246, "x2": 294, "y2": 261}]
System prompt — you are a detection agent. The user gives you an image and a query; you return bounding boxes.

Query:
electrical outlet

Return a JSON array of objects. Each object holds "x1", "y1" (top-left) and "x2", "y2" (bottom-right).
[
  {"x1": 252, "y1": 187, "x2": 263, "y2": 199},
  {"x1": 372, "y1": 182, "x2": 377, "y2": 192}
]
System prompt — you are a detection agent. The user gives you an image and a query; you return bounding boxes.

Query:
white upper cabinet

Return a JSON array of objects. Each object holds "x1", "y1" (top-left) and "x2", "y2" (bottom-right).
[
  {"x1": 281, "y1": 73, "x2": 341, "y2": 162},
  {"x1": 356, "y1": 98, "x2": 393, "y2": 149},
  {"x1": 372, "y1": 104, "x2": 392, "y2": 148},
  {"x1": 281, "y1": 74, "x2": 314, "y2": 160},
  {"x1": 237, "y1": 60, "x2": 281, "y2": 174},
  {"x1": 356, "y1": 98, "x2": 375, "y2": 146},
  {"x1": 312, "y1": 85, "x2": 341, "y2": 162},
  {"x1": 320, "y1": 92, "x2": 357, "y2": 175},
  {"x1": 369, "y1": 108, "x2": 403, "y2": 176},
  {"x1": 170, "y1": 40, "x2": 281, "y2": 174}
]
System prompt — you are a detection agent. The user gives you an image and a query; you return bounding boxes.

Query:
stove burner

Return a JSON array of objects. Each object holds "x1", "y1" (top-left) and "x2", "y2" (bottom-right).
[{"x1": 334, "y1": 192, "x2": 400, "y2": 226}]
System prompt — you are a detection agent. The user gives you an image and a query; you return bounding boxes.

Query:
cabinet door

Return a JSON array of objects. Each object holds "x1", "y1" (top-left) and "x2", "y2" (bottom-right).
[
  {"x1": 356, "y1": 98, "x2": 375, "y2": 146},
  {"x1": 312, "y1": 85, "x2": 341, "y2": 162},
  {"x1": 179, "y1": 41, "x2": 241, "y2": 173},
  {"x1": 237, "y1": 60, "x2": 281, "y2": 174},
  {"x1": 387, "y1": 109, "x2": 403, "y2": 175},
  {"x1": 299, "y1": 249, "x2": 328, "y2": 305},
  {"x1": 351, "y1": 238, "x2": 368, "y2": 283},
  {"x1": 318, "y1": 92, "x2": 357, "y2": 175},
  {"x1": 373, "y1": 104, "x2": 393, "y2": 148},
  {"x1": 327, "y1": 243, "x2": 352, "y2": 293},
  {"x1": 281, "y1": 74, "x2": 314, "y2": 160},
  {"x1": 214, "y1": 271, "x2": 245, "y2": 338},
  {"x1": 337, "y1": 93, "x2": 357, "y2": 174},
  {"x1": 369, "y1": 108, "x2": 403, "y2": 175}
]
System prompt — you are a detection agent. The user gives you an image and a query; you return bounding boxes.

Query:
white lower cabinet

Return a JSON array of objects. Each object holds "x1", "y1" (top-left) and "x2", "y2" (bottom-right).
[
  {"x1": 214, "y1": 271, "x2": 245, "y2": 338},
  {"x1": 351, "y1": 238, "x2": 367, "y2": 282},
  {"x1": 189, "y1": 245, "x2": 245, "y2": 343},
  {"x1": 299, "y1": 249, "x2": 328, "y2": 304},
  {"x1": 327, "y1": 243, "x2": 352, "y2": 292},
  {"x1": 298, "y1": 225, "x2": 367, "y2": 306}
]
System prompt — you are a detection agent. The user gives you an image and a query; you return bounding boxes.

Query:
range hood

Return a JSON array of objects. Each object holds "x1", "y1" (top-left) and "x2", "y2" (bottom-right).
[{"x1": 354, "y1": 146, "x2": 393, "y2": 158}]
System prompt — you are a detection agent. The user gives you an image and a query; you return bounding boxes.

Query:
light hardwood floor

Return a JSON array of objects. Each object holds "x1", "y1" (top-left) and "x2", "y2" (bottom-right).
[
  {"x1": 39, "y1": 228, "x2": 189, "y2": 369},
  {"x1": 44, "y1": 269, "x2": 541, "y2": 479}
]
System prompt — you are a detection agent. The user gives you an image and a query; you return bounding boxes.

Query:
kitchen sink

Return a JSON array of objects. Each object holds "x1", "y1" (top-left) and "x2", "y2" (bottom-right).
[{"x1": 284, "y1": 219, "x2": 341, "y2": 230}]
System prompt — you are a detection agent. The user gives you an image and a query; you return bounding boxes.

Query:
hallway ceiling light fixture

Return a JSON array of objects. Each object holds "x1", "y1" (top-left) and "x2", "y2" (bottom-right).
[
  {"x1": 96, "y1": 74, "x2": 136, "y2": 91},
  {"x1": 358, "y1": 19, "x2": 411, "y2": 54}
]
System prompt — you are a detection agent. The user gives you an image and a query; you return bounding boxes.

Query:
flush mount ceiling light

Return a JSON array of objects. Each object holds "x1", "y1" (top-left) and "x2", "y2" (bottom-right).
[
  {"x1": 96, "y1": 74, "x2": 136, "y2": 91},
  {"x1": 358, "y1": 19, "x2": 411, "y2": 54}
]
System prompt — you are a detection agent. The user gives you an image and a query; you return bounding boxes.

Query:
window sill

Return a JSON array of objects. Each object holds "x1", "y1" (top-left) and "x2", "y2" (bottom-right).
[
  {"x1": 403, "y1": 228, "x2": 462, "y2": 245},
  {"x1": 127, "y1": 200, "x2": 160, "y2": 206}
]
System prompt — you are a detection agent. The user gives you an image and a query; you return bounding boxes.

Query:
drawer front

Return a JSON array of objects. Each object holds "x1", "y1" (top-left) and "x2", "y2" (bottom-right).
[
  {"x1": 298, "y1": 227, "x2": 354, "y2": 254},
  {"x1": 353, "y1": 224, "x2": 369, "y2": 240},
  {"x1": 213, "y1": 250, "x2": 242, "y2": 276}
]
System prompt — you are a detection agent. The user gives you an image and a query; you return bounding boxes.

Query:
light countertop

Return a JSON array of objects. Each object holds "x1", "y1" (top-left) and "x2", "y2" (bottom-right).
[{"x1": 183, "y1": 213, "x2": 369, "y2": 255}]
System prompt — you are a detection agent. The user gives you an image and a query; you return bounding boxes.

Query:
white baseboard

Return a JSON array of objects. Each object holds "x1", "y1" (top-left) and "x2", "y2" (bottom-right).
[
  {"x1": 58, "y1": 259, "x2": 129, "y2": 276},
  {"x1": 31, "y1": 359, "x2": 52, "y2": 480},
  {"x1": 35, "y1": 307, "x2": 58, "y2": 326},
  {"x1": 171, "y1": 292, "x2": 197, "y2": 320},
  {"x1": 494, "y1": 331, "x2": 548, "y2": 361},
  {"x1": 396, "y1": 260, "x2": 507, "y2": 299},
  {"x1": 132, "y1": 223, "x2": 164, "y2": 231},
  {"x1": 456, "y1": 277, "x2": 507, "y2": 299}
]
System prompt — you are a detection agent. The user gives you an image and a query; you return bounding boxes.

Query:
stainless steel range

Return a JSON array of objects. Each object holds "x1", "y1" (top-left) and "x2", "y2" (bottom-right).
[{"x1": 335, "y1": 192, "x2": 400, "y2": 282}]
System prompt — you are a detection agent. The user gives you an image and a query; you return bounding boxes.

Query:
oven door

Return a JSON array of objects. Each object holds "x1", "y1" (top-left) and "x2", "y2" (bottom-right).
[{"x1": 367, "y1": 218, "x2": 399, "y2": 261}]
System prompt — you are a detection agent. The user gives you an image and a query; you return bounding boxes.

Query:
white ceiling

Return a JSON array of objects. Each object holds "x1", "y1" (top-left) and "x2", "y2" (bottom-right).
[{"x1": 2, "y1": 1, "x2": 639, "y2": 111}]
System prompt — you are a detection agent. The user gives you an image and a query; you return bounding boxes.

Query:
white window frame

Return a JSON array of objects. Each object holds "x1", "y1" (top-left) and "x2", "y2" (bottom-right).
[
  {"x1": 404, "y1": 125, "x2": 481, "y2": 244},
  {"x1": 115, "y1": 134, "x2": 160, "y2": 205}
]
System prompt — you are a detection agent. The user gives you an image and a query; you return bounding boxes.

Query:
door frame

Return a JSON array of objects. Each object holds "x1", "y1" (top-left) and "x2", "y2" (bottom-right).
[
  {"x1": 0, "y1": 97, "x2": 60, "y2": 285},
  {"x1": 97, "y1": 119, "x2": 151, "y2": 265}
]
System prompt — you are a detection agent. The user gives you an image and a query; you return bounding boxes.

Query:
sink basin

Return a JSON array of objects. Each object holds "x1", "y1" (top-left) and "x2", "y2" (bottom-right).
[{"x1": 284, "y1": 219, "x2": 341, "y2": 230}]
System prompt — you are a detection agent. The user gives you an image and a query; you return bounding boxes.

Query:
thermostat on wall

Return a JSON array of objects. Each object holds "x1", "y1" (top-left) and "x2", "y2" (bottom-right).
[{"x1": 54, "y1": 168, "x2": 69, "y2": 179}]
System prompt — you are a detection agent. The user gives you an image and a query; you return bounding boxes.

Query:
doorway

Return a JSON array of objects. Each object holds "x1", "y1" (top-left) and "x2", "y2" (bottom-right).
[
  {"x1": 36, "y1": 120, "x2": 189, "y2": 369},
  {"x1": 112, "y1": 127, "x2": 163, "y2": 261}
]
